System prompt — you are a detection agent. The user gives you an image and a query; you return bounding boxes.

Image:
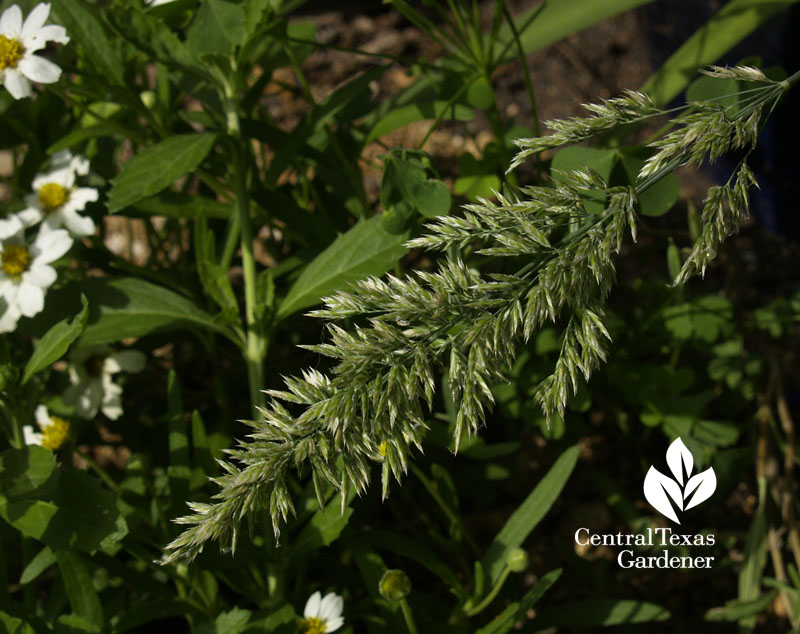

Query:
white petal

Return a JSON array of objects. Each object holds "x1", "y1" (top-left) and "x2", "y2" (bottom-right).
[
  {"x1": 0, "y1": 215, "x2": 23, "y2": 239},
  {"x1": 0, "y1": 5, "x2": 23, "y2": 36},
  {"x1": 24, "y1": 263, "x2": 56, "y2": 288},
  {"x1": 101, "y1": 385, "x2": 123, "y2": 420},
  {"x1": 20, "y1": 3, "x2": 50, "y2": 40},
  {"x1": 319, "y1": 593, "x2": 343, "y2": 621},
  {"x1": 18, "y1": 55, "x2": 61, "y2": 84},
  {"x1": 23, "y1": 425, "x2": 42, "y2": 446},
  {"x1": 70, "y1": 155, "x2": 89, "y2": 176},
  {"x1": 16, "y1": 281, "x2": 44, "y2": 317},
  {"x1": 105, "y1": 350, "x2": 146, "y2": 374},
  {"x1": 67, "y1": 188, "x2": 98, "y2": 211},
  {"x1": 0, "y1": 280, "x2": 18, "y2": 304},
  {"x1": 4, "y1": 70, "x2": 31, "y2": 99},
  {"x1": 74, "y1": 377, "x2": 103, "y2": 419},
  {"x1": 326, "y1": 616, "x2": 344, "y2": 632},
  {"x1": 23, "y1": 24, "x2": 68, "y2": 52},
  {"x1": 0, "y1": 301, "x2": 20, "y2": 332},
  {"x1": 304, "y1": 592, "x2": 322, "y2": 619},
  {"x1": 34, "y1": 166, "x2": 73, "y2": 190},
  {"x1": 32, "y1": 229, "x2": 71, "y2": 263},
  {"x1": 61, "y1": 207, "x2": 94, "y2": 236},
  {"x1": 17, "y1": 207, "x2": 44, "y2": 228},
  {"x1": 35, "y1": 404, "x2": 49, "y2": 426}
]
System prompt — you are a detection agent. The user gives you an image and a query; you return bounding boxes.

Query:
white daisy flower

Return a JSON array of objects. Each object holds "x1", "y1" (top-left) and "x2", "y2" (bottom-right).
[
  {"x1": 63, "y1": 346, "x2": 147, "y2": 420},
  {"x1": 0, "y1": 229, "x2": 72, "y2": 332},
  {"x1": 0, "y1": 151, "x2": 98, "y2": 239},
  {"x1": 0, "y1": 3, "x2": 69, "y2": 100},
  {"x1": 300, "y1": 591, "x2": 344, "y2": 634},
  {"x1": 23, "y1": 405, "x2": 70, "y2": 450}
]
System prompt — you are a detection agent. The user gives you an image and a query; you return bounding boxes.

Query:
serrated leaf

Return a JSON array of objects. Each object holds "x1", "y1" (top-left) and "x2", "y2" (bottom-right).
[
  {"x1": 278, "y1": 216, "x2": 408, "y2": 318},
  {"x1": 53, "y1": 0, "x2": 123, "y2": 85},
  {"x1": 107, "y1": 133, "x2": 216, "y2": 213},
  {"x1": 23, "y1": 296, "x2": 88, "y2": 384}
]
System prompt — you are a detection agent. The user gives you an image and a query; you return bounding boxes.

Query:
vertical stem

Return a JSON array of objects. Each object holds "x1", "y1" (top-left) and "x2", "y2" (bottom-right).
[
  {"x1": 224, "y1": 87, "x2": 266, "y2": 416},
  {"x1": 399, "y1": 598, "x2": 419, "y2": 634}
]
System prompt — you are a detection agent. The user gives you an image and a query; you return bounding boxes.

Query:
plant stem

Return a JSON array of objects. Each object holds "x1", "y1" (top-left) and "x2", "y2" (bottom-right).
[
  {"x1": 463, "y1": 565, "x2": 511, "y2": 616},
  {"x1": 399, "y1": 597, "x2": 419, "y2": 634},
  {"x1": 224, "y1": 85, "x2": 267, "y2": 416}
]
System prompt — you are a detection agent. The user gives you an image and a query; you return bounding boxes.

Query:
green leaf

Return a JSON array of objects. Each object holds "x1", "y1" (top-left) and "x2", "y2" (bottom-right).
[
  {"x1": 23, "y1": 296, "x2": 88, "y2": 384},
  {"x1": 640, "y1": 0, "x2": 800, "y2": 106},
  {"x1": 19, "y1": 545, "x2": 55, "y2": 585},
  {"x1": 0, "y1": 470, "x2": 127, "y2": 553},
  {"x1": 623, "y1": 156, "x2": 679, "y2": 217},
  {"x1": 361, "y1": 530, "x2": 464, "y2": 595},
  {"x1": 133, "y1": 193, "x2": 231, "y2": 220},
  {"x1": 35, "y1": 277, "x2": 229, "y2": 345},
  {"x1": 0, "y1": 446, "x2": 57, "y2": 501},
  {"x1": 194, "y1": 216, "x2": 239, "y2": 318},
  {"x1": 493, "y1": 0, "x2": 655, "y2": 63},
  {"x1": 53, "y1": 0, "x2": 123, "y2": 85},
  {"x1": 0, "y1": 612, "x2": 24, "y2": 634},
  {"x1": 533, "y1": 599, "x2": 670, "y2": 627},
  {"x1": 481, "y1": 445, "x2": 579, "y2": 587},
  {"x1": 290, "y1": 494, "x2": 353, "y2": 558},
  {"x1": 56, "y1": 551, "x2": 103, "y2": 632},
  {"x1": 706, "y1": 589, "x2": 778, "y2": 622},
  {"x1": 475, "y1": 568, "x2": 562, "y2": 634},
  {"x1": 277, "y1": 216, "x2": 409, "y2": 318},
  {"x1": 366, "y1": 101, "x2": 474, "y2": 144},
  {"x1": 186, "y1": 0, "x2": 246, "y2": 56},
  {"x1": 107, "y1": 133, "x2": 217, "y2": 213},
  {"x1": 190, "y1": 411, "x2": 217, "y2": 484},
  {"x1": 551, "y1": 146, "x2": 617, "y2": 182},
  {"x1": 410, "y1": 179, "x2": 451, "y2": 219}
]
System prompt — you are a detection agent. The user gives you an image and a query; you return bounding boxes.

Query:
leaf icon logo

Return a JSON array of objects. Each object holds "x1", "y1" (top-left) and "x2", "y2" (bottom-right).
[{"x1": 643, "y1": 438, "x2": 716, "y2": 524}]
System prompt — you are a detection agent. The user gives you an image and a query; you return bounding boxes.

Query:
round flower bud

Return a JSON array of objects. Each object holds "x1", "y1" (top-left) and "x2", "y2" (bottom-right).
[
  {"x1": 139, "y1": 91, "x2": 157, "y2": 109},
  {"x1": 506, "y1": 548, "x2": 529, "y2": 572},
  {"x1": 379, "y1": 569, "x2": 412, "y2": 601}
]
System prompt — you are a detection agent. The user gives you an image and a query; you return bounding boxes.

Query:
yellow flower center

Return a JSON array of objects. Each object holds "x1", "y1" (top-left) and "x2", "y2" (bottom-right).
[
  {"x1": 378, "y1": 441, "x2": 387, "y2": 458},
  {"x1": 299, "y1": 617, "x2": 326, "y2": 634},
  {"x1": 38, "y1": 183, "x2": 69, "y2": 212},
  {"x1": 41, "y1": 416, "x2": 70, "y2": 451},
  {"x1": 0, "y1": 35, "x2": 23, "y2": 70},
  {"x1": 1, "y1": 245, "x2": 30, "y2": 278}
]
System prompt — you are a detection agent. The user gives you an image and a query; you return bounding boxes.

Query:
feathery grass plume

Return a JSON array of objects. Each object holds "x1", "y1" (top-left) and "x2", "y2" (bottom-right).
[{"x1": 162, "y1": 66, "x2": 798, "y2": 564}]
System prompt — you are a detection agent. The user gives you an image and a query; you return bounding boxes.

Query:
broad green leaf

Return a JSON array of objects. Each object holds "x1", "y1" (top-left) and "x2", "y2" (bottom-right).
[
  {"x1": 186, "y1": 0, "x2": 246, "y2": 56},
  {"x1": 0, "y1": 612, "x2": 23, "y2": 634},
  {"x1": 0, "y1": 446, "x2": 57, "y2": 500},
  {"x1": 493, "y1": 0, "x2": 655, "y2": 63},
  {"x1": 53, "y1": 0, "x2": 123, "y2": 84},
  {"x1": 56, "y1": 551, "x2": 103, "y2": 632},
  {"x1": 686, "y1": 76, "x2": 741, "y2": 110},
  {"x1": 19, "y1": 546, "x2": 55, "y2": 585},
  {"x1": 0, "y1": 470, "x2": 127, "y2": 553},
  {"x1": 475, "y1": 568, "x2": 562, "y2": 634},
  {"x1": 22, "y1": 296, "x2": 88, "y2": 384},
  {"x1": 533, "y1": 599, "x2": 670, "y2": 627},
  {"x1": 366, "y1": 101, "x2": 474, "y2": 144},
  {"x1": 167, "y1": 371, "x2": 190, "y2": 509},
  {"x1": 277, "y1": 216, "x2": 408, "y2": 318},
  {"x1": 481, "y1": 445, "x2": 579, "y2": 587},
  {"x1": 290, "y1": 494, "x2": 353, "y2": 558},
  {"x1": 411, "y1": 179, "x2": 451, "y2": 219},
  {"x1": 620, "y1": 154, "x2": 679, "y2": 217},
  {"x1": 454, "y1": 152, "x2": 501, "y2": 200},
  {"x1": 551, "y1": 146, "x2": 617, "y2": 182},
  {"x1": 36, "y1": 277, "x2": 229, "y2": 345},
  {"x1": 107, "y1": 133, "x2": 217, "y2": 213},
  {"x1": 640, "y1": 0, "x2": 799, "y2": 106}
]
